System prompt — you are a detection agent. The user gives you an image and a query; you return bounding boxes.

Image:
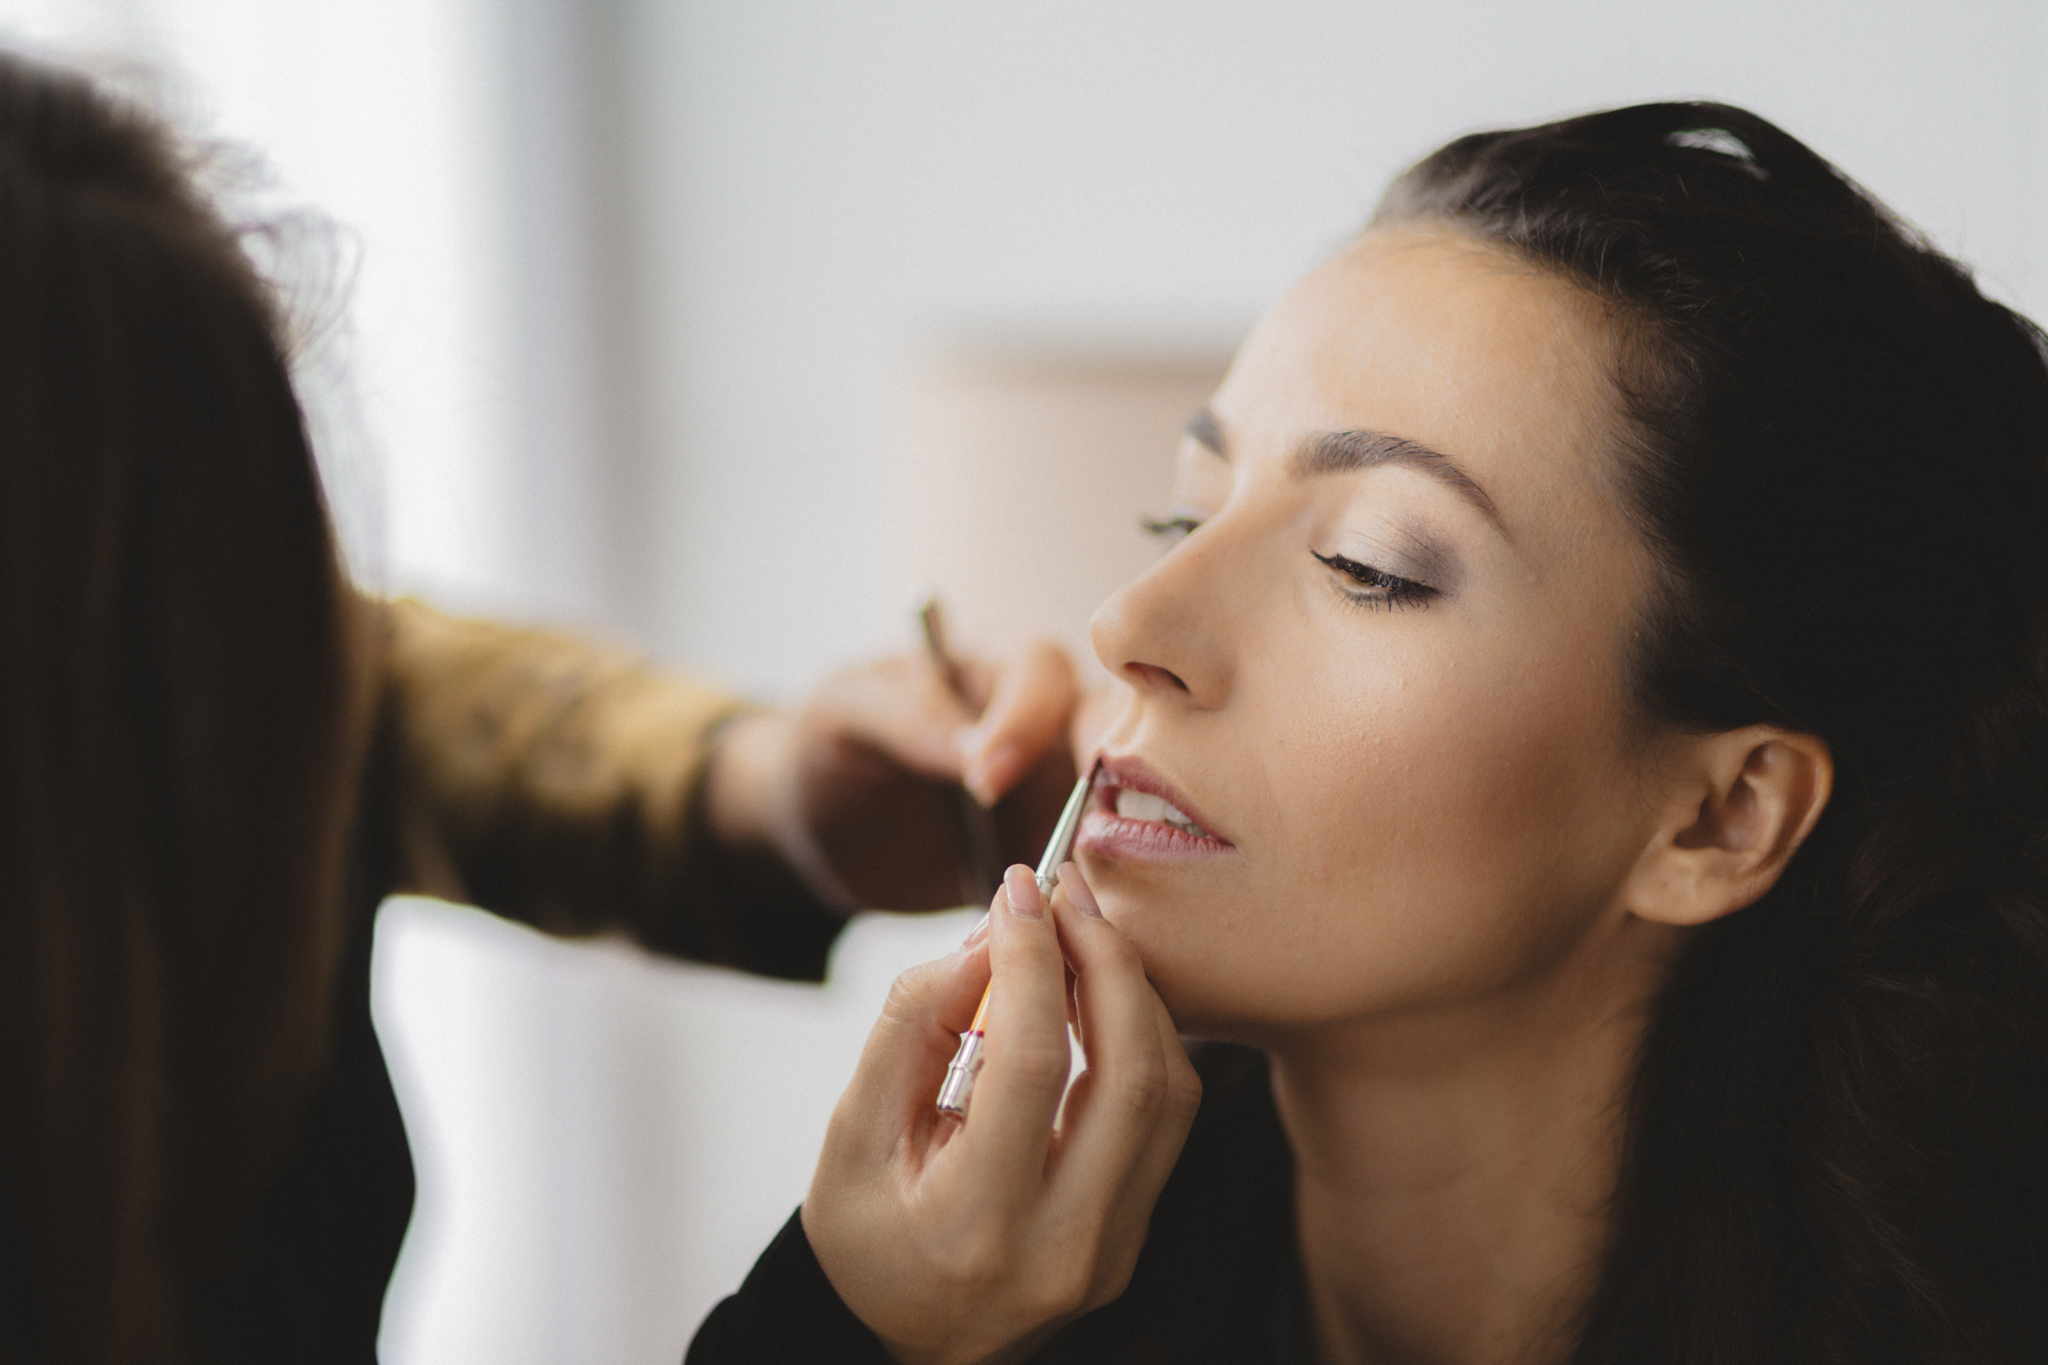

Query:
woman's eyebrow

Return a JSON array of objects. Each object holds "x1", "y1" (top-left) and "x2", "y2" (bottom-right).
[{"x1": 1296, "y1": 429, "x2": 1509, "y2": 539}]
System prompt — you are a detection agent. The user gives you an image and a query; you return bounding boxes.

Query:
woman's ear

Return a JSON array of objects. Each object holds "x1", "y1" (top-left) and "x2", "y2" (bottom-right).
[{"x1": 1624, "y1": 727, "x2": 1833, "y2": 927}]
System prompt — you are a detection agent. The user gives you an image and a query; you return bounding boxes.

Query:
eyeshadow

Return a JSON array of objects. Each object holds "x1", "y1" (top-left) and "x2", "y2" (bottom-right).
[{"x1": 1344, "y1": 520, "x2": 1463, "y2": 594}]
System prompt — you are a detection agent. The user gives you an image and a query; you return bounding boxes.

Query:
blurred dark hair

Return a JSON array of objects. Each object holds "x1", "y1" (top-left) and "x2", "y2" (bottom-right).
[
  {"x1": 1380, "y1": 104, "x2": 2048, "y2": 1361},
  {"x1": 0, "y1": 52, "x2": 358, "y2": 1361}
]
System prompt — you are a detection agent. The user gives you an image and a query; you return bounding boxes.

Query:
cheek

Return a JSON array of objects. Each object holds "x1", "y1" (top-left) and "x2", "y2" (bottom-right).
[
  {"x1": 1279, "y1": 624, "x2": 1602, "y2": 819},
  {"x1": 1227, "y1": 628, "x2": 1640, "y2": 1018}
]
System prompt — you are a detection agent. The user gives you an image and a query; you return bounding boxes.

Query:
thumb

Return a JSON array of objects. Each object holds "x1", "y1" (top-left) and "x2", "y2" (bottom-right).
[{"x1": 959, "y1": 640, "x2": 1078, "y2": 805}]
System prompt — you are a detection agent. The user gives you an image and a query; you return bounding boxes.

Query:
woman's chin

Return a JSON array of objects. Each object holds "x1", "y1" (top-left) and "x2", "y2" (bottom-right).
[
  {"x1": 1078, "y1": 850, "x2": 1281, "y2": 1040},
  {"x1": 1092, "y1": 921, "x2": 1250, "y2": 1042}
]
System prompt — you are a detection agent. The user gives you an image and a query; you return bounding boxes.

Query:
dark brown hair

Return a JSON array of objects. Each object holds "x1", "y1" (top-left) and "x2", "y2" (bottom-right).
[
  {"x1": 1381, "y1": 105, "x2": 2048, "y2": 1361},
  {"x1": 0, "y1": 53, "x2": 360, "y2": 1361}
]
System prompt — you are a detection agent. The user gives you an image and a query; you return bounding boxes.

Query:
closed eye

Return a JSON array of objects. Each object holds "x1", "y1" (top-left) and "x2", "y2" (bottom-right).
[
  {"x1": 1141, "y1": 514, "x2": 1204, "y2": 544},
  {"x1": 1311, "y1": 549, "x2": 1434, "y2": 611}
]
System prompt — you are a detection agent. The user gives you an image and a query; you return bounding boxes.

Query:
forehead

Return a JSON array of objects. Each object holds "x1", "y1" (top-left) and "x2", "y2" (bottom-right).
[{"x1": 1212, "y1": 229, "x2": 1624, "y2": 535}]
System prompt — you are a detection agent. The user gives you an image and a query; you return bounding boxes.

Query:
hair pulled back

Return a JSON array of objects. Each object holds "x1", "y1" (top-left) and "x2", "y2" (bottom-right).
[
  {"x1": 1382, "y1": 105, "x2": 2048, "y2": 1362},
  {"x1": 0, "y1": 53, "x2": 357, "y2": 1362}
]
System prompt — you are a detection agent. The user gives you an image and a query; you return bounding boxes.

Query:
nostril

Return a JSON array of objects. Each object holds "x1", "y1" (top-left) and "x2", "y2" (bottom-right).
[{"x1": 1125, "y1": 662, "x2": 1191, "y2": 693}]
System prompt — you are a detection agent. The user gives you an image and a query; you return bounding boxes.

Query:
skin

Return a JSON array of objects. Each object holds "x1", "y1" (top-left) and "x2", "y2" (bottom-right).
[
  {"x1": 1084, "y1": 228, "x2": 1661, "y2": 1038},
  {"x1": 805, "y1": 228, "x2": 1832, "y2": 1365},
  {"x1": 806, "y1": 866, "x2": 1201, "y2": 1365},
  {"x1": 706, "y1": 637, "x2": 1084, "y2": 911}
]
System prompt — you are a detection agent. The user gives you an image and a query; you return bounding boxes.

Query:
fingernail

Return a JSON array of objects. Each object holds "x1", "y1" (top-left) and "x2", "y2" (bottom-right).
[
  {"x1": 960, "y1": 910, "x2": 991, "y2": 948},
  {"x1": 1003, "y1": 864, "x2": 1043, "y2": 919},
  {"x1": 1058, "y1": 862, "x2": 1103, "y2": 918}
]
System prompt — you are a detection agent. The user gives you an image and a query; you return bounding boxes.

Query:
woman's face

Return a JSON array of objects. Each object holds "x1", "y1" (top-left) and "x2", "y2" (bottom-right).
[{"x1": 1077, "y1": 228, "x2": 1667, "y2": 1042}]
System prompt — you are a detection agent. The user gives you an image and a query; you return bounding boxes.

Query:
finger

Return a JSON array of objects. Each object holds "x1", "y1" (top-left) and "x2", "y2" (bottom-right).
[
  {"x1": 1103, "y1": 977, "x2": 1201, "y2": 1231},
  {"x1": 958, "y1": 639, "x2": 1078, "y2": 805},
  {"x1": 810, "y1": 655, "x2": 980, "y2": 781},
  {"x1": 1049, "y1": 863, "x2": 1149, "y2": 1074},
  {"x1": 1040, "y1": 868, "x2": 1195, "y2": 1211},
  {"x1": 1057, "y1": 865, "x2": 1101, "y2": 1047},
  {"x1": 1124, "y1": 981, "x2": 1202, "y2": 1206},
  {"x1": 1030, "y1": 873, "x2": 1198, "y2": 1305},
  {"x1": 956, "y1": 865, "x2": 1073, "y2": 1183},
  {"x1": 1043, "y1": 981, "x2": 1199, "y2": 1303}
]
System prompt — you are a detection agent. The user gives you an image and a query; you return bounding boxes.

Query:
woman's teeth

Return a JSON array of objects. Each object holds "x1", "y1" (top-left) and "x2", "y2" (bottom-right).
[{"x1": 1114, "y1": 788, "x2": 1211, "y2": 838}]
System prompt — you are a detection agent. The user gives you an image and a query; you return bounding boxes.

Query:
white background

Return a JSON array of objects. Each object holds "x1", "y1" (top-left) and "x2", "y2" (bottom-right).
[{"x1": 2, "y1": 3, "x2": 2043, "y2": 1361}]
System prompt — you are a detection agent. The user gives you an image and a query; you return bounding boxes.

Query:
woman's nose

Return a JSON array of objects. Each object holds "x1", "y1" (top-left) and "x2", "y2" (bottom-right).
[{"x1": 1089, "y1": 528, "x2": 1234, "y2": 710}]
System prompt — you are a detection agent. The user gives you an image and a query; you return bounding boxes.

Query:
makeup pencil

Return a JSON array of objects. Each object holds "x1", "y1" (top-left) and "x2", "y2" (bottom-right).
[
  {"x1": 935, "y1": 764, "x2": 1095, "y2": 1117},
  {"x1": 918, "y1": 596, "x2": 1004, "y2": 906}
]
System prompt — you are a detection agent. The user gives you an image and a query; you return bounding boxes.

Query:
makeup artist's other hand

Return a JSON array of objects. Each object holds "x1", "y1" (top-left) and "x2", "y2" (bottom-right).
[
  {"x1": 706, "y1": 641, "x2": 1083, "y2": 911},
  {"x1": 803, "y1": 864, "x2": 1201, "y2": 1365}
]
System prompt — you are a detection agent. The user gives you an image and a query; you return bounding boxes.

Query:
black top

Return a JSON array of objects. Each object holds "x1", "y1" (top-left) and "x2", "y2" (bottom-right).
[
  {"x1": 0, "y1": 604, "x2": 851, "y2": 1361},
  {"x1": 688, "y1": 1043, "x2": 1308, "y2": 1365},
  {"x1": 184, "y1": 694, "x2": 849, "y2": 1363}
]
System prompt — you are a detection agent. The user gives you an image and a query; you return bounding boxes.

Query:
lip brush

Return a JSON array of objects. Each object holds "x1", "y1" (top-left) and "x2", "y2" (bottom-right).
[
  {"x1": 918, "y1": 596, "x2": 1004, "y2": 907},
  {"x1": 935, "y1": 763, "x2": 1095, "y2": 1117}
]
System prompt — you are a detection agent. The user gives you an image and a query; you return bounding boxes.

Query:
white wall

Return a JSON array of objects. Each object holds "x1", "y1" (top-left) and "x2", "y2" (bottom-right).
[
  {"x1": 630, "y1": 0, "x2": 2048, "y2": 694},
  {"x1": 4, "y1": 3, "x2": 2045, "y2": 1362}
]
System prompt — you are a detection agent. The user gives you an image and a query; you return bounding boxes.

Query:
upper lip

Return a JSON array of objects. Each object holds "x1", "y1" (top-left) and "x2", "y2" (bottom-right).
[{"x1": 1093, "y1": 753, "x2": 1232, "y2": 845}]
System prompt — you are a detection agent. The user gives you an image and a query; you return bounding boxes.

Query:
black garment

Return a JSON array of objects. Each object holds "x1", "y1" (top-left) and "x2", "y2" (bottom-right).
[
  {"x1": 0, "y1": 602, "x2": 848, "y2": 1360},
  {"x1": 182, "y1": 677, "x2": 847, "y2": 1364},
  {"x1": 688, "y1": 1044, "x2": 1306, "y2": 1365}
]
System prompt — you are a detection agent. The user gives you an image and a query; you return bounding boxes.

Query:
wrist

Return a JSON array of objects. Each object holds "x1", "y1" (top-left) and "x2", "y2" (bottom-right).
[
  {"x1": 703, "y1": 709, "x2": 790, "y2": 852},
  {"x1": 703, "y1": 708, "x2": 858, "y2": 915}
]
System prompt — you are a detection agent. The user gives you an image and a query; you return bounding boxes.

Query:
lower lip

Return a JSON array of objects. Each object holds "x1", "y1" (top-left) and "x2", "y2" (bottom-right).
[{"x1": 1076, "y1": 787, "x2": 1234, "y2": 862}]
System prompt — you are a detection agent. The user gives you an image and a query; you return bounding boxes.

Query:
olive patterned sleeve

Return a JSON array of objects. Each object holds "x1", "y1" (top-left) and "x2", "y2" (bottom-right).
[{"x1": 369, "y1": 596, "x2": 844, "y2": 981}]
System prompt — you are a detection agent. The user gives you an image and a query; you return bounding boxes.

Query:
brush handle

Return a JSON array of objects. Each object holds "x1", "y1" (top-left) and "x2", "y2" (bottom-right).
[
  {"x1": 936, "y1": 768, "x2": 1095, "y2": 1117},
  {"x1": 917, "y1": 596, "x2": 1004, "y2": 905}
]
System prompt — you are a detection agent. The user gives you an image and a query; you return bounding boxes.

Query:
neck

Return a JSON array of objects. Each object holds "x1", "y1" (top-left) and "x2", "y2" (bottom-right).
[{"x1": 1269, "y1": 917, "x2": 1683, "y2": 1365}]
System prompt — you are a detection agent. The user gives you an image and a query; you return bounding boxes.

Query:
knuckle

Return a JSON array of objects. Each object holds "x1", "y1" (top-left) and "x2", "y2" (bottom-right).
[
  {"x1": 1104, "y1": 1052, "x2": 1170, "y2": 1119},
  {"x1": 933, "y1": 1223, "x2": 1012, "y2": 1292},
  {"x1": 998, "y1": 1040, "x2": 1072, "y2": 1094},
  {"x1": 1166, "y1": 1061, "x2": 1204, "y2": 1123},
  {"x1": 1087, "y1": 1242, "x2": 1144, "y2": 1309},
  {"x1": 1025, "y1": 1251, "x2": 1097, "y2": 1320},
  {"x1": 1031, "y1": 1220, "x2": 1143, "y2": 1318},
  {"x1": 1096, "y1": 925, "x2": 1144, "y2": 971},
  {"x1": 880, "y1": 963, "x2": 940, "y2": 1024}
]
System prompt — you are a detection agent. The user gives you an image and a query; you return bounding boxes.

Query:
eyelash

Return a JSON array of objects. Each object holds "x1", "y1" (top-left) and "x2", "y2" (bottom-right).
[
  {"x1": 1144, "y1": 516, "x2": 1435, "y2": 612},
  {"x1": 1311, "y1": 550, "x2": 1434, "y2": 611},
  {"x1": 1140, "y1": 514, "x2": 1203, "y2": 543}
]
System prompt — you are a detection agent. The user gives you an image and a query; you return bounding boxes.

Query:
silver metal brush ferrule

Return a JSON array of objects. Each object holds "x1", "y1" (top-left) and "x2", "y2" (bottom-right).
[{"x1": 935, "y1": 1031, "x2": 984, "y2": 1116}]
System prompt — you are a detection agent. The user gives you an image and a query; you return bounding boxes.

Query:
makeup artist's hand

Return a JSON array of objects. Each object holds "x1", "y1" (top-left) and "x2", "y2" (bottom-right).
[
  {"x1": 802, "y1": 864, "x2": 1202, "y2": 1365},
  {"x1": 706, "y1": 641, "x2": 1086, "y2": 911}
]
